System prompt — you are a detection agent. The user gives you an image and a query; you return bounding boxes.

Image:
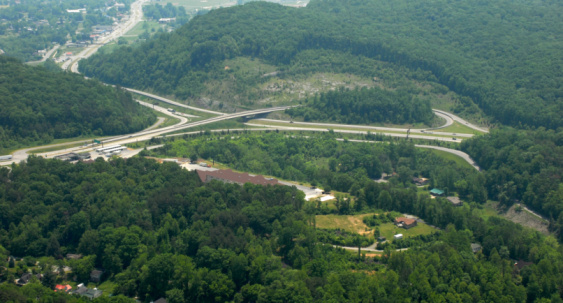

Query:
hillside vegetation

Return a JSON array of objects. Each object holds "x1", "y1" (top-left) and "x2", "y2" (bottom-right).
[
  {"x1": 81, "y1": 0, "x2": 562, "y2": 129},
  {"x1": 1, "y1": 147, "x2": 563, "y2": 302},
  {"x1": 285, "y1": 86, "x2": 435, "y2": 125},
  {"x1": 0, "y1": 56, "x2": 156, "y2": 152}
]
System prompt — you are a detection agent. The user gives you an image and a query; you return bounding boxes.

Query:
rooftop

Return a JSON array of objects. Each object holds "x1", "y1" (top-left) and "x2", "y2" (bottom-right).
[
  {"x1": 197, "y1": 169, "x2": 280, "y2": 186},
  {"x1": 430, "y1": 188, "x2": 445, "y2": 195},
  {"x1": 395, "y1": 217, "x2": 417, "y2": 225}
]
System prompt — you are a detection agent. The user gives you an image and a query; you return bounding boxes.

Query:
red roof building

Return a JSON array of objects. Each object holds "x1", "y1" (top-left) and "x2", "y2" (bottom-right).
[
  {"x1": 55, "y1": 284, "x2": 72, "y2": 292},
  {"x1": 197, "y1": 169, "x2": 279, "y2": 186},
  {"x1": 394, "y1": 217, "x2": 418, "y2": 229}
]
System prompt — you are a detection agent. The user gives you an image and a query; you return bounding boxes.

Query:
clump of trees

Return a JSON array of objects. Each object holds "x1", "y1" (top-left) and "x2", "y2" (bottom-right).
[{"x1": 286, "y1": 86, "x2": 434, "y2": 125}]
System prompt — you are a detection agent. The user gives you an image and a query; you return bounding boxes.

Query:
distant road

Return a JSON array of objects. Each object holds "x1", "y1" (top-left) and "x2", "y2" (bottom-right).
[
  {"x1": 414, "y1": 145, "x2": 480, "y2": 170},
  {"x1": 336, "y1": 139, "x2": 480, "y2": 170},
  {"x1": 26, "y1": 44, "x2": 60, "y2": 64},
  {"x1": 64, "y1": 0, "x2": 148, "y2": 72},
  {"x1": 432, "y1": 109, "x2": 489, "y2": 133}
]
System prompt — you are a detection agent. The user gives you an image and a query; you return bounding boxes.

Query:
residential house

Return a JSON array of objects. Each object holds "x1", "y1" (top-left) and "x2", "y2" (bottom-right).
[
  {"x1": 54, "y1": 284, "x2": 72, "y2": 293},
  {"x1": 412, "y1": 177, "x2": 429, "y2": 186},
  {"x1": 90, "y1": 269, "x2": 103, "y2": 283},
  {"x1": 430, "y1": 188, "x2": 445, "y2": 196},
  {"x1": 447, "y1": 196, "x2": 463, "y2": 206},
  {"x1": 394, "y1": 217, "x2": 418, "y2": 229},
  {"x1": 470, "y1": 243, "x2": 482, "y2": 253},
  {"x1": 72, "y1": 284, "x2": 102, "y2": 300},
  {"x1": 66, "y1": 253, "x2": 83, "y2": 260},
  {"x1": 17, "y1": 273, "x2": 42, "y2": 286}
]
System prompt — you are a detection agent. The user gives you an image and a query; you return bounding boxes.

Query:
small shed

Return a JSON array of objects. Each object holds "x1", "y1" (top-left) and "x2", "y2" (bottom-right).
[
  {"x1": 393, "y1": 234, "x2": 403, "y2": 240},
  {"x1": 377, "y1": 237, "x2": 386, "y2": 242}
]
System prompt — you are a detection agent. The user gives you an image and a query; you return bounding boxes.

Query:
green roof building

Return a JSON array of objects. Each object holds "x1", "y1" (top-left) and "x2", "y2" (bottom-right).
[{"x1": 430, "y1": 188, "x2": 445, "y2": 196}]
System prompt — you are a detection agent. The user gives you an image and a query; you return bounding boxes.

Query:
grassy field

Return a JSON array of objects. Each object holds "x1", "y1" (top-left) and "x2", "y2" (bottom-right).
[
  {"x1": 126, "y1": 20, "x2": 162, "y2": 36},
  {"x1": 154, "y1": 111, "x2": 181, "y2": 128},
  {"x1": 315, "y1": 214, "x2": 437, "y2": 239},
  {"x1": 378, "y1": 222, "x2": 436, "y2": 240},
  {"x1": 429, "y1": 149, "x2": 475, "y2": 170}
]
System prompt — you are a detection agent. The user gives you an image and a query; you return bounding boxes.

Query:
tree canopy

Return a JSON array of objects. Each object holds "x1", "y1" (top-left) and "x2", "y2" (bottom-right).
[{"x1": 0, "y1": 56, "x2": 156, "y2": 152}]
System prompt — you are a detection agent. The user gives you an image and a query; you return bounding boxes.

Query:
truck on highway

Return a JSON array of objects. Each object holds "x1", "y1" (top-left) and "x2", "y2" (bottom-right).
[{"x1": 0, "y1": 155, "x2": 13, "y2": 161}]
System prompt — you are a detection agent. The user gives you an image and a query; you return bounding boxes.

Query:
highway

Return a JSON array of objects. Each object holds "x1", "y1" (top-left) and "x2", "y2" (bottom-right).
[
  {"x1": 124, "y1": 87, "x2": 225, "y2": 116},
  {"x1": 252, "y1": 118, "x2": 473, "y2": 138},
  {"x1": 244, "y1": 123, "x2": 463, "y2": 143},
  {"x1": 26, "y1": 44, "x2": 60, "y2": 64}
]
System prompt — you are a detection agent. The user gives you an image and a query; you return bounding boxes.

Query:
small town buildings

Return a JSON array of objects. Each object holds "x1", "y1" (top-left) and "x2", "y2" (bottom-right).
[
  {"x1": 430, "y1": 188, "x2": 445, "y2": 196},
  {"x1": 393, "y1": 234, "x2": 403, "y2": 240},
  {"x1": 90, "y1": 269, "x2": 103, "y2": 283},
  {"x1": 447, "y1": 196, "x2": 463, "y2": 206},
  {"x1": 394, "y1": 217, "x2": 418, "y2": 229},
  {"x1": 197, "y1": 169, "x2": 280, "y2": 186}
]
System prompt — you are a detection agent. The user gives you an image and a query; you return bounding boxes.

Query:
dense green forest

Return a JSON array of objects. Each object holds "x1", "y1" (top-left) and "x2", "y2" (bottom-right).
[
  {"x1": 1, "y1": 152, "x2": 562, "y2": 302},
  {"x1": 285, "y1": 86, "x2": 435, "y2": 125},
  {"x1": 462, "y1": 128, "x2": 563, "y2": 236},
  {"x1": 0, "y1": 56, "x2": 156, "y2": 152},
  {"x1": 80, "y1": 0, "x2": 563, "y2": 129}
]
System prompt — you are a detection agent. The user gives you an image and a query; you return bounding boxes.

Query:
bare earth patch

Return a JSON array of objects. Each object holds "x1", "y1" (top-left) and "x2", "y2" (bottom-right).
[{"x1": 496, "y1": 203, "x2": 549, "y2": 235}]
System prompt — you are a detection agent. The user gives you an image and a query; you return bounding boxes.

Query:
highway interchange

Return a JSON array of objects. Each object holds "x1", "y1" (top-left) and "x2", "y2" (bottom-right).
[{"x1": 1, "y1": 0, "x2": 488, "y2": 171}]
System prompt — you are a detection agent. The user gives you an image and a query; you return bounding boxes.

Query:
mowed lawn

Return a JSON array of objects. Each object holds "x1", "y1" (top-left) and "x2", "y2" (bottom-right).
[{"x1": 315, "y1": 214, "x2": 437, "y2": 239}]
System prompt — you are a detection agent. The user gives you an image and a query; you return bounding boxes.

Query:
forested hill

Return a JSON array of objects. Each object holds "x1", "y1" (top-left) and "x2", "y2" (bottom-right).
[
  {"x1": 80, "y1": 0, "x2": 563, "y2": 129},
  {"x1": 0, "y1": 56, "x2": 155, "y2": 152}
]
